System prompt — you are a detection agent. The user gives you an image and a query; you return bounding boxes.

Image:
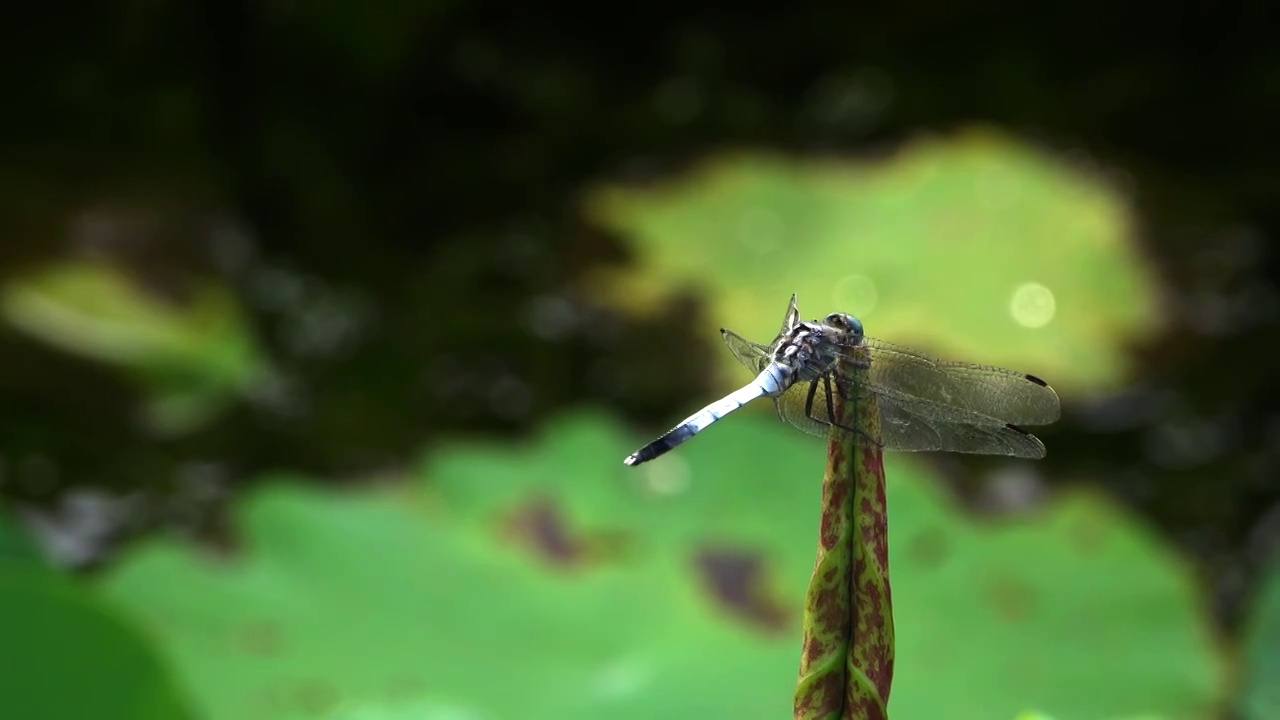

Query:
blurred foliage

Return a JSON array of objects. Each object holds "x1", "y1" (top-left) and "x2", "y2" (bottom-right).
[
  {"x1": 1242, "y1": 552, "x2": 1280, "y2": 719},
  {"x1": 1, "y1": 260, "x2": 265, "y2": 436},
  {"x1": 0, "y1": 537, "x2": 193, "y2": 720},
  {"x1": 98, "y1": 414, "x2": 1225, "y2": 720},
  {"x1": 584, "y1": 129, "x2": 1160, "y2": 395},
  {"x1": 0, "y1": 508, "x2": 42, "y2": 565},
  {"x1": 0, "y1": 6, "x2": 1274, "y2": 641},
  {"x1": 0, "y1": 4, "x2": 1274, "y2": 719},
  {"x1": 889, "y1": 473, "x2": 1223, "y2": 719}
]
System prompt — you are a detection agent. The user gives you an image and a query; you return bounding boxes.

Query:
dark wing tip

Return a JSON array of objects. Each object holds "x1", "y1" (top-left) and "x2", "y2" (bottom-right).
[
  {"x1": 1024, "y1": 374, "x2": 1049, "y2": 387},
  {"x1": 719, "y1": 328, "x2": 728, "y2": 334},
  {"x1": 1004, "y1": 423, "x2": 1048, "y2": 459}
]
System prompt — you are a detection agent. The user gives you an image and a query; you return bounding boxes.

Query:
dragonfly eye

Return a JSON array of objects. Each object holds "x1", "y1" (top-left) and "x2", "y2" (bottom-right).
[{"x1": 827, "y1": 313, "x2": 863, "y2": 336}]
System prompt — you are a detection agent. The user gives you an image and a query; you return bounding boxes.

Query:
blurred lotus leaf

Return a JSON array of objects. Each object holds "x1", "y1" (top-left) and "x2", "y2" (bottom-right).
[
  {"x1": 0, "y1": 560, "x2": 194, "y2": 720},
  {"x1": 583, "y1": 128, "x2": 1160, "y2": 394},
  {"x1": 0, "y1": 509, "x2": 41, "y2": 565},
  {"x1": 0, "y1": 260, "x2": 266, "y2": 435},
  {"x1": 1242, "y1": 552, "x2": 1280, "y2": 719},
  {"x1": 887, "y1": 476, "x2": 1223, "y2": 720},
  {"x1": 1014, "y1": 714, "x2": 1171, "y2": 720},
  {"x1": 99, "y1": 413, "x2": 1221, "y2": 719}
]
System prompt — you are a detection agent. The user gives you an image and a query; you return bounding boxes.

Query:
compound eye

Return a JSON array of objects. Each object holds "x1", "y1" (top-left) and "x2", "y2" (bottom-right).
[{"x1": 824, "y1": 313, "x2": 845, "y2": 328}]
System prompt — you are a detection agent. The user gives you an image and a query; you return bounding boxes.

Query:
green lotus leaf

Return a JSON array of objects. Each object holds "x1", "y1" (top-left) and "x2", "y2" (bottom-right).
[
  {"x1": 582, "y1": 128, "x2": 1161, "y2": 394},
  {"x1": 1242, "y1": 552, "x2": 1280, "y2": 719},
  {"x1": 99, "y1": 412, "x2": 1222, "y2": 719},
  {"x1": 0, "y1": 561, "x2": 194, "y2": 720},
  {"x1": 0, "y1": 508, "x2": 41, "y2": 566}
]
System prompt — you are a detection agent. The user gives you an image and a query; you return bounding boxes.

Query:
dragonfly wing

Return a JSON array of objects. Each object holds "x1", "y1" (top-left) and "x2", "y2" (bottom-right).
[
  {"x1": 862, "y1": 338, "x2": 1061, "y2": 426},
  {"x1": 723, "y1": 327, "x2": 818, "y2": 432},
  {"x1": 875, "y1": 394, "x2": 1047, "y2": 458},
  {"x1": 774, "y1": 367, "x2": 1048, "y2": 458},
  {"x1": 721, "y1": 294, "x2": 800, "y2": 373},
  {"x1": 777, "y1": 293, "x2": 801, "y2": 338},
  {"x1": 721, "y1": 327, "x2": 772, "y2": 373},
  {"x1": 771, "y1": 379, "x2": 836, "y2": 437}
]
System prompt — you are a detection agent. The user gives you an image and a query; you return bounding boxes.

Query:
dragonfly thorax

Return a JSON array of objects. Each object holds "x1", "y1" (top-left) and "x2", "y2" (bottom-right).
[{"x1": 773, "y1": 322, "x2": 849, "y2": 383}]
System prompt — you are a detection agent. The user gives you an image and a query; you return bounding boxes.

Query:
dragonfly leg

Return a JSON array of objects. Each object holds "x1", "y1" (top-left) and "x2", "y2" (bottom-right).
[
  {"x1": 804, "y1": 375, "x2": 860, "y2": 434},
  {"x1": 802, "y1": 376, "x2": 847, "y2": 432},
  {"x1": 836, "y1": 347, "x2": 871, "y2": 393},
  {"x1": 822, "y1": 373, "x2": 883, "y2": 448},
  {"x1": 821, "y1": 374, "x2": 842, "y2": 428},
  {"x1": 831, "y1": 371, "x2": 871, "y2": 402},
  {"x1": 803, "y1": 376, "x2": 819, "y2": 419}
]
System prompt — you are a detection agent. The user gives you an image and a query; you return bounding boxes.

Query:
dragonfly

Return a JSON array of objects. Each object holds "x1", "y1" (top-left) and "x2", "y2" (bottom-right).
[{"x1": 623, "y1": 294, "x2": 1061, "y2": 466}]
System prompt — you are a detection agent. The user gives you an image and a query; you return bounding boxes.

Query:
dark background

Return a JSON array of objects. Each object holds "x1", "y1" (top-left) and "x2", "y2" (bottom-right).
[{"x1": 1, "y1": 0, "x2": 1277, "y2": 664}]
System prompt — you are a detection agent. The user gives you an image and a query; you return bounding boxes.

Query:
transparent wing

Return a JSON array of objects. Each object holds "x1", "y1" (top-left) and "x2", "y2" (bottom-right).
[
  {"x1": 722, "y1": 320, "x2": 1057, "y2": 458},
  {"x1": 721, "y1": 327, "x2": 773, "y2": 373},
  {"x1": 776, "y1": 294, "x2": 801, "y2": 339},
  {"x1": 720, "y1": 293, "x2": 798, "y2": 373},
  {"x1": 772, "y1": 373, "x2": 1048, "y2": 458},
  {"x1": 860, "y1": 337, "x2": 1061, "y2": 426},
  {"x1": 772, "y1": 379, "x2": 839, "y2": 437},
  {"x1": 874, "y1": 394, "x2": 1047, "y2": 458},
  {"x1": 721, "y1": 327, "x2": 796, "y2": 427}
]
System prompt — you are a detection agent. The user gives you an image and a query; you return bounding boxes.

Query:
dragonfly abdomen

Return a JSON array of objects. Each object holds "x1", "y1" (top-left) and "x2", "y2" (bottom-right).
[{"x1": 622, "y1": 364, "x2": 791, "y2": 466}]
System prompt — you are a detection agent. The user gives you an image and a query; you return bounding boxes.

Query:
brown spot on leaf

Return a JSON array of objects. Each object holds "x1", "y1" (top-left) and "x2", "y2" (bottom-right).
[
  {"x1": 859, "y1": 495, "x2": 888, "y2": 568},
  {"x1": 500, "y1": 496, "x2": 579, "y2": 564},
  {"x1": 385, "y1": 675, "x2": 427, "y2": 702},
  {"x1": 802, "y1": 636, "x2": 823, "y2": 666},
  {"x1": 794, "y1": 674, "x2": 845, "y2": 718},
  {"x1": 905, "y1": 527, "x2": 950, "y2": 569},
  {"x1": 498, "y1": 495, "x2": 629, "y2": 569},
  {"x1": 860, "y1": 441, "x2": 885, "y2": 478},
  {"x1": 813, "y1": 576, "x2": 850, "y2": 640},
  {"x1": 693, "y1": 546, "x2": 791, "y2": 634},
  {"x1": 853, "y1": 574, "x2": 895, "y2": 703},
  {"x1": 860, "y1": 577, "x2": 885, "y2": 634},
  {"x1": 845, "y1": 692, "x2": 888, "y2": 720},
  {"x1": 1066, "y1": 509, "x2": 1111, "y2": 556},
  {"x1": 249, "y1": 684, "x2": 291, "y2": 716},
  {"x1": 822, "y1": 564, "x2": 838, "y2": 584},
  {"x1": 985, "y1": 575, "x2": 1037, "y2": 622},
  {"x1": 293, "y1": 680, "x2": 340, "y2": 716},
  {"x1": 820, "y1": 478, "x2": 850, "y2": 550},
  {"x1": 235, "y1": 620, "x2": 283, "y2": 656}
]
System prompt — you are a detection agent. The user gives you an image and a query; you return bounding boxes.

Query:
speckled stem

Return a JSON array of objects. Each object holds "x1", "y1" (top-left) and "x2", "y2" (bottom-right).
[{"x1": 793, "y1": 363, "x2": 895, "y2": 720}]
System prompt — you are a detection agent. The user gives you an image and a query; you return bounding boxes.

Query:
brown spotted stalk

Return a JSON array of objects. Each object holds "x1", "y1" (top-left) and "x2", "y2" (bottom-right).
[{"x1": 794, "y1": 354, "x2": 894, "y2": 720}]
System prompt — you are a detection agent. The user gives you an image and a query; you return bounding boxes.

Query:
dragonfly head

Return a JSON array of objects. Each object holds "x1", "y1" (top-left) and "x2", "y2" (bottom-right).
[{"x1": 823, "y1": 312, "x2": 864, "y2": 341}]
